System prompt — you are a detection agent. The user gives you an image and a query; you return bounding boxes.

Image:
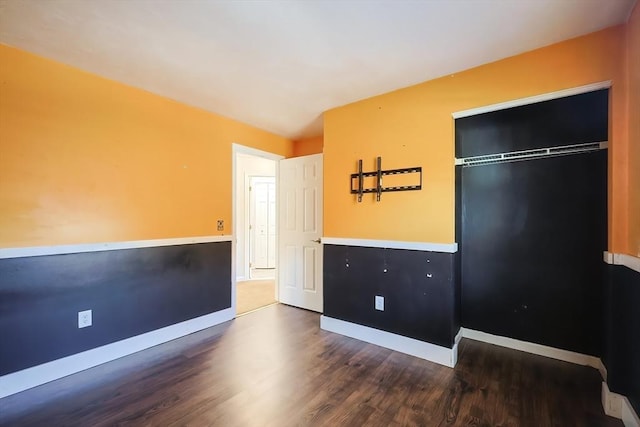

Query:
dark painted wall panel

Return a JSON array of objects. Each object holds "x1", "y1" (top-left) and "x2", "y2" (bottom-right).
[
  {"x1": 460, "y1": 151, "x2": 607, "y2": 356},
  {"x1": 324, "y1": 245, "x2": 456, "y2": 348},
  {"x1": 0, "y1": 242, "x2": 231, "y2": 375},
  {"x1": 455, "y1": 89, "x2": 608, "y2": 158},
  {"x1": 604, "y1": 265, "x2": 640, "y2": 414}
]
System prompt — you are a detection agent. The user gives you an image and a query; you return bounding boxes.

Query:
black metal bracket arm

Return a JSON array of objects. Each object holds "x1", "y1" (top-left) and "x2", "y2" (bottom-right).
[{"x1": 350, "y1": 157, "x2": 422, "y2": 202}]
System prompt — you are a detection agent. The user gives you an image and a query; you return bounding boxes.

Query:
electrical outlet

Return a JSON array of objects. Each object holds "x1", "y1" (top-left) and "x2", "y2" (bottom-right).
[
  {"x1": 375, "y1": 296, "x2": 384, "y2": 311},
  {"x1": 78, "y1": 310, "x2": 92, "y2": 328},
  {"x1": 217, "y1": 219, "x2": 224, "y2": 231}
]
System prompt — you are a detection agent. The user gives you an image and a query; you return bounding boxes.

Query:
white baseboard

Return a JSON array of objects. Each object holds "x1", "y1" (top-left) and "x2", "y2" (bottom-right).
[
  {"x1": 461, "y1": 327, "x2": 604, "y2": 374},
  {"x1": 604, "y1": 251, "x2": 640, "y2": 273},
  {"x1": 320, "y1": 316, "x2": 458, "y2": 368},
  {"x1": 597, "y1": 358, "x2": 608, "y2": 382},
  {"x1": 0, "y1": 308, "x2": 234, "y2": 399},
  {"x1": 622, "y1": 397, "x2": 640, "y2": 427},
  {"x1": 451, "y1": 327, "x2": 463, "y2": 367},
  {"x1": 602, "y1": 382, "x2": 640, "y2": 427},
  {"x1": 603, "y1": 382, "x2": 625, "y2": 419}
]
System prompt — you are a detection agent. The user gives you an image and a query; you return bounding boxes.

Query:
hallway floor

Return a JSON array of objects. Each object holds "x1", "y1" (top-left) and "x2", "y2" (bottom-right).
[{"x1": 236, "y1": 279, "x2": 276, "y2": 315}]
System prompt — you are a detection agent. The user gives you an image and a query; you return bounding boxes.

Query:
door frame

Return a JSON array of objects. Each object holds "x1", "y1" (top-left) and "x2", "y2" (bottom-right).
[{"x1": 232, "y1": 143, "x2": 284, "y2": 317}]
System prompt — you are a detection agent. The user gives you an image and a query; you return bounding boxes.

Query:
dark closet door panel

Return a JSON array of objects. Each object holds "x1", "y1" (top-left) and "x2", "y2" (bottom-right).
[
  {"x1": 455, "y1": 89, "x2": 608, "y2": 158},
  {"x1": 460, "y1": 151, "x2": 607, "y2": 356},
  {"x1": 324, "y1": 245, "x2": 455, "y2": 348}
]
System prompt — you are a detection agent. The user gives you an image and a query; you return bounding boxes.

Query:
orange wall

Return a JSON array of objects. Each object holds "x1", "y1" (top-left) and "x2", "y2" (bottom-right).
[
  {"x1": 627, "y1": 3, "x2": 640, "y2": 257},
  {"x1": 324, "y1": 25, "x2": 629, "y2": 250},
  {"x1": 0, "y1": 44, "x2": 293, "y2": 248},
  {"x1": 292, "y1": 135, "x2": 323, "y2": 157}
]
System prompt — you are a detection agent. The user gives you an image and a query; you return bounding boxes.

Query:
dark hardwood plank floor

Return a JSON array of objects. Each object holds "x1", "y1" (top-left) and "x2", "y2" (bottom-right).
[{"x1": 0, "y1": 304, "x2": 620, "y2": 426}]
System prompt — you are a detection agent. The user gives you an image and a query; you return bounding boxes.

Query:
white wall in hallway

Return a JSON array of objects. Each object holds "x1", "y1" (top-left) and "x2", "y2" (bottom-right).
[{"x1": 235, "y1": 154, "x2": 276, "y2": 280}]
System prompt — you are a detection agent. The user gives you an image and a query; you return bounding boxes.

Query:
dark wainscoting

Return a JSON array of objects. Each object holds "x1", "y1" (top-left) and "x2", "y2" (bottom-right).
[
  {"x1": 323, "y1": 245, "x2": 457, "y2": 348},
  {"x1": 604, "y1": 264, "x2": 640, "y2": 415},
  {"x1": 0, "y1": 241, "x2": 231, "y2": 375}
]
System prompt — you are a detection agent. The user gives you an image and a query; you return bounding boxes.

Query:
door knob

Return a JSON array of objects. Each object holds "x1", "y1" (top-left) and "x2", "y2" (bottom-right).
[{"x1": 311, "y1": 238, "x2": 322, "y2": 244}]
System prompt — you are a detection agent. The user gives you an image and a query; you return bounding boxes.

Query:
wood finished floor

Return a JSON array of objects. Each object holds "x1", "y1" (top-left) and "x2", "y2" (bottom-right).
[{"x1": 0, "y1": 304, "x2": 620, "y2": 427}]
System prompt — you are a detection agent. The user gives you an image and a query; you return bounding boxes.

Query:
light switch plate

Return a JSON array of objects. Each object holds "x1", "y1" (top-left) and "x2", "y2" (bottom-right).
[
  {"x1": 375, "y1": 295, "x2": 384, "y2": 311},
  {"x1": 78, "y1": 310, "x2": 92, "y2": 328}
]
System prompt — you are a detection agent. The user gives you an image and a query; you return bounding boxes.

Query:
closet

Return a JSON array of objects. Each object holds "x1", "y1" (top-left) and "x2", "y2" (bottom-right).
[{"x1": 455, "y1": 89, "x2": 608, "y2": 356}]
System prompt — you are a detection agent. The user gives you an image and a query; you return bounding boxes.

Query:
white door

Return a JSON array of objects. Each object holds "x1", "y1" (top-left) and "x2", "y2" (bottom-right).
[
  {"x1": 278, "y1": 154, "x2": 323, "y2": 312},
  {"x1": 249, "y1": 177, "x2": 276, "y2": 269}
]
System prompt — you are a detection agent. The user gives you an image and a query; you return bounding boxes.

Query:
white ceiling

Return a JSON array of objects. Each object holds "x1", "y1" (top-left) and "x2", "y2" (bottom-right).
[{"x1": 0, "y1": 0, "x2": 635, "y2": 139}]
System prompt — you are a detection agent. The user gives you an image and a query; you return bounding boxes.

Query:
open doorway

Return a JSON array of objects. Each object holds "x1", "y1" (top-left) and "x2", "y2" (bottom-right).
[{"x1": 233, "y1": 145, "x2": 282, "y2": 316}]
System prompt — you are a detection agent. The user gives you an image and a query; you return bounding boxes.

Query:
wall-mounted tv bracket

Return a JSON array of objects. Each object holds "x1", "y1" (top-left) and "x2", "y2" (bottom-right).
[{"x1": 350, "y1": 156, "x2": 422, "y2": 202}]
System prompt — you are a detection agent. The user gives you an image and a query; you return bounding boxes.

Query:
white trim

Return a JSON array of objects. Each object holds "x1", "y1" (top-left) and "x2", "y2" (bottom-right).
[
  {"x1": 321, "y1": 237, "x2": 458, "y2": 253},
  {"x1": 603, "y1": 382, "x2": 624, "y2": 420},
  {"x1": 231, "y1": 143, "x2": 284, "y2": 317},
  {"x1": 0, "y1": 308, "x2": 234, "y2": 398},
  {"x1": 320, "y1": 316, "x2": 458, "y2": 368},
  {"x1": 452, "y1": 328, "x2": 463, "y2": 367},
  {"x1": 0, "y1": 235, "x2": 232, "y2": 259},
  {"x1": 604, "y1": 251, "x2": 640, "y2": 273},
  {"x1": 598, "y1": 358, "x2": 608, "y2": 382},
  {"x1": 231, "y1": 143, "x2": 285, "y2": 161},
  {"x1": 454, "y1": 328, "x2": 463, "y2": 346},
  {"x1": 623, "y1": 397, "x2": 640, "y2": 427},
  {"x1": 461, "y1": 328, "x2": 603, "y2": 373},
  {"x1": 602, "y1": 382, "x2": 640, "y2": 427},
  {"x1": 604, "y1": 251, "x2": 616, "y2": 264},
  {"x1": 452, "y1": 81, "x2": 612, "y2": 119},
  {"x1": 617, "y1": 254, "x2": 640, "y2": 273}
]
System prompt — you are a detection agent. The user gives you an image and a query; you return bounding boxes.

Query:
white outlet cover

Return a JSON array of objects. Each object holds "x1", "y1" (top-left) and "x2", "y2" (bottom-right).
[
  {"x1": 375, "y1": 296, "x2": 384, "y2": 311},
  {"x1": 78, "y1": 310, "x2": 92, "y2": 328}
]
